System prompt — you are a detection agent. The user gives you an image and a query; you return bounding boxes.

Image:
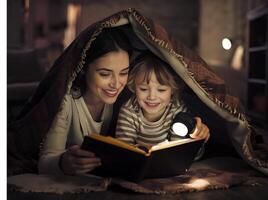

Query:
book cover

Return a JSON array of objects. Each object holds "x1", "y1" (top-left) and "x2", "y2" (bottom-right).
[{"x1": 81, "y1": 134, "x2": 204, "y2": 182}]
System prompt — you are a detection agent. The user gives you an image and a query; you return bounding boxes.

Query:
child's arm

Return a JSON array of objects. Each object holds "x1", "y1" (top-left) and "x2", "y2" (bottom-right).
[
  {"x1": 115, "y1": 105, "x2": 137, "y2": 145},
  {"x1": 190, "y1": 117, "x2": 210, "y2": 142}
]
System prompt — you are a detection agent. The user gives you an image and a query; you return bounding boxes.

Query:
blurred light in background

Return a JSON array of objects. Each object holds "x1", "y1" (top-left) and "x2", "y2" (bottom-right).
[
  {"x1": 231, "y1": 45, "x2": 244, "y2": 70},
  {"x1": 222, "y1": 38, "x2": 232, "y2": 50},
  {"x1": 63, "y1": 4, "x2": 81, "y2": 49},
  {"x1": 23, "y1": 0, "x2": 30, "y2": 23}
]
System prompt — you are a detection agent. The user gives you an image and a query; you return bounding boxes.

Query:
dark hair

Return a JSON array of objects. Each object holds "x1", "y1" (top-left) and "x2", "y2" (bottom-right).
[
  {"x1": 128, "y1": 52, "x2": 184, "y2": 97},
  {"x1": 71, "y1": 26, "x2": 132, "y2": 98}
]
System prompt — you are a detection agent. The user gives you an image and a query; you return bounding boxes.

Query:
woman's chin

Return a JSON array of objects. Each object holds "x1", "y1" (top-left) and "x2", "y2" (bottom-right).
[{"x1": 101, "y1": 96, "x2": 118, "y2": 104}]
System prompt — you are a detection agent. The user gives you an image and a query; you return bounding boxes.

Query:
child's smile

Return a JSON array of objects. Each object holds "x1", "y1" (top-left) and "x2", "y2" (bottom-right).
[{"x1": 144, "y1": 102, "x2": 160, "y2": 108}]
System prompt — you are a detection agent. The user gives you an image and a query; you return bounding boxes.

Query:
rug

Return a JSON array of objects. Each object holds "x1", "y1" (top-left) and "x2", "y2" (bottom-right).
[
  {"x1": 112, "y1": 157, "x2": 268, "y2": 194},
  {"x1": 7, "y1": 173, "x2": 111, "y2": 194}
]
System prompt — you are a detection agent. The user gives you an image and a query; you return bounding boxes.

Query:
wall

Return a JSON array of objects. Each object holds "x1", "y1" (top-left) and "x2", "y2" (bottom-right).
[
  {"x1": 7, "y1": 0, "x2": 23, "y2": 48},
  {"x1": 199, "y1": 0, "x2": 248, "y2": 105},
  {"x1": 77, "y1": 0, "x2": 199, "y2": 49}
]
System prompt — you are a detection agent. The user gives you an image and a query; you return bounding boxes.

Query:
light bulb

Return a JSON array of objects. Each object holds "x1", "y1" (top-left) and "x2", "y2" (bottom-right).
[{"x1": 222, "y1": 38, "x2": 232, "y2": 50}]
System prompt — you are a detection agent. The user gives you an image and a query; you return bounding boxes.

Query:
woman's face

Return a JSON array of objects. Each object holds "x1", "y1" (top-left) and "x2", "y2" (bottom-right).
[
  {"x1": 135, "y1": 71, "x2": 172, "y2": 122},
  {"x1": 85, "y1": 49, "x2": 130, "y2": 105}
]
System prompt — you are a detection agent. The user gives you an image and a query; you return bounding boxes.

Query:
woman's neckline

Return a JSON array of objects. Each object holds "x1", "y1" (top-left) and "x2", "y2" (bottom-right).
[{"x1": 82, "y1": 96, "x2": 105, "y2": 122}]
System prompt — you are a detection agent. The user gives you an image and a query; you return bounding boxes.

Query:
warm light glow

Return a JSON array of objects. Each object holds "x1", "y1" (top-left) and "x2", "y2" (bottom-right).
[
  {"x1": 222, "y1": 38, "x2": 232, "y2": 50},
  {"x1": 186, "y1": 178, "x2": 210, "y2": 189},
  {"x1": 63, "y1": 4, "x2": 81, "y2": 48},
  {"x1": 172, "y1": 122, "x2": 188, "y2": 136},
  {"x1": 231, "y1": 45, "x2": 244, "y2": 70},
  {"x1": 23, "y1": 0, "x2": 30, "y2": 22},
  {"x1": 25, "y1": 0, "x2": 30, "y2": 9}
]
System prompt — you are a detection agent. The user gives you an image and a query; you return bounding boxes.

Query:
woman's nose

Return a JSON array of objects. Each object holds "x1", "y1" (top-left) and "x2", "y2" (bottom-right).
[{"x1": 109, "y1": 75, "x2": 119, "y2": 88}]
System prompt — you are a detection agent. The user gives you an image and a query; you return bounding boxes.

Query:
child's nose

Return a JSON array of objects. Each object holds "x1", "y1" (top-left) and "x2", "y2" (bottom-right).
[{"x1": 147, "y1": 90, "x2": 156, "y2": 100}]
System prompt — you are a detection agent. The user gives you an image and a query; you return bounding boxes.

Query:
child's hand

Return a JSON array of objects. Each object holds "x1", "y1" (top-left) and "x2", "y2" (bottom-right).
[{"x1": 189, "y1": 117, "x2": 210, "y2": 142}]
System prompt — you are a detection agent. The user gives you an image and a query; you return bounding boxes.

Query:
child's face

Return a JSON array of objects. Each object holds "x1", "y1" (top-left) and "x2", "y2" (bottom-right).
[{"x1": 135, "y1": 71, "x2": 172, "y2": 122}]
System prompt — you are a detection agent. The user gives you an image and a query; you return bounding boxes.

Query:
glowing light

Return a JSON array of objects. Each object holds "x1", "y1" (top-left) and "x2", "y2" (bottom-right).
[
  {"x1": 222, "y1": 38, "x2": 232, "y2": 50},
  {"x1": 63, "y1": 4, "x2": 81, "y2": 48},
  {"x1": 231, "y1": 45, "x2": 244, "y2": 70},
  {"x1": 25, "y1": 0, "x2": 30, "y2": 9},
  {"x1": 186, "y1": 178, "x2": 210, "y2": 190},
  {"x1": 172, "y1": 122, "x2": 188, "y2": 136}
]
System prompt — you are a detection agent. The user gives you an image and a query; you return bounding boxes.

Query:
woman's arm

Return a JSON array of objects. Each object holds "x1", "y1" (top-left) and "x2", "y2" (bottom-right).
[
  {"x1": 38, "y1": 96, "x2": 72, "y2": 174},
  {"x1": 38, "y1": 95, "x2": 101, "y2": 175},
  {"x1": 38, "y1": 95, "x2": 72, "y2": 174}
]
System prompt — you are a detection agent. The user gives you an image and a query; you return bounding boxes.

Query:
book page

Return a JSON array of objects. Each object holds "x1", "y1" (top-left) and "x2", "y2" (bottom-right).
[
  {"x1": 89, "y1": 133, "x2": 147, "y2": 155},
  {"x1": 149, "y1": 138, "x2": 203, "y2": 152}
]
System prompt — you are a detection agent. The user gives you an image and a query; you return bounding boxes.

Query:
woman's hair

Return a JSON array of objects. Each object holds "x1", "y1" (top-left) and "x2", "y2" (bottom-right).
[
  {"x1": 71, "y1": 26, "x2": 132, "y2": 98},
  {"x1": 128, "y1": 52, "x2": 184, "y2": 95}
]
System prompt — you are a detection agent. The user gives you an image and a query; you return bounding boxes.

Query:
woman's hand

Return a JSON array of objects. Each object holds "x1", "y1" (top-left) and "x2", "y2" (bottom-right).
[
  {"x1": 190, "y1": 117, "x2": 210, "y2": 142},
  {"x1": 60, "y1": 145, "x2": 101, "y2": 175}
]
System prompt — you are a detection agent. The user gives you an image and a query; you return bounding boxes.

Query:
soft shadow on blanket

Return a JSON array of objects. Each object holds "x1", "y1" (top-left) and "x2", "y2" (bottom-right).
[{"x1": 7, "y1": 157, "x2": 268, "y2": 194}]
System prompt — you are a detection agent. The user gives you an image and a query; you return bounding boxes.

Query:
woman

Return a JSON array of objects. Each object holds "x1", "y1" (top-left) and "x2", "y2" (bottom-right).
[
  {"x1": 38, "y1": 28, "x2": 132, "y2": 175},
  {"x1": 7, "y1": 25, "x2": 133, "y2": 175}
]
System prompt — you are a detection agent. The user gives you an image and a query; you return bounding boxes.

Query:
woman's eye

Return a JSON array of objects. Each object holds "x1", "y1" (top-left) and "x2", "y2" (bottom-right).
[
  {"x1": 99, "y1": 73, "x2": 110, "y2": 77},
  {"x1": 120, "y1": 72, "x2": 128, "y2": 76}
]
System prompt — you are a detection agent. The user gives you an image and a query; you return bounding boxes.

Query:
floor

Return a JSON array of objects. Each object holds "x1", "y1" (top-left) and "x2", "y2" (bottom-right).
[
  {"x1": 7, "y1": 184, "x2": 268, "y2": 200},
  {"x1": 7, "y1": 156, "x2": 268, "y2": 200}
]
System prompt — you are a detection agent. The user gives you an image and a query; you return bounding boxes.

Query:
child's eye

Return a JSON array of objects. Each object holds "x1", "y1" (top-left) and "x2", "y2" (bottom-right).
[
  {"x1": 139, "y1": 87, "x2": 148, "y2": 91},
  {"x1": 158, "y1": 89, "x2": 167, "y2": 92}
]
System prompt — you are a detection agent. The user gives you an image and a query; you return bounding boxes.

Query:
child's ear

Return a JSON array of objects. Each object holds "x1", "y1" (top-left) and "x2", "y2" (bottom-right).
[
  {"x1": 127, "y1": 85, "x2": 136, "y2": 94},
  {"x1": 171, "y1": 89, "x2": 179, "y2": 99}
]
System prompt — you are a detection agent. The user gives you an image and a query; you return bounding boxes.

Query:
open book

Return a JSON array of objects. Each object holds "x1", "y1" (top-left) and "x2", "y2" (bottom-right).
[{"x1": 81, "y1": 134, "x2": 204, "y2": 182}]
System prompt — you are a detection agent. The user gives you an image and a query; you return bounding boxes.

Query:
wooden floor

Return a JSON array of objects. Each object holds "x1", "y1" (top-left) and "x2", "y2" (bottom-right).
[{"x1": 7, "y1": 184, "x2": 268, "y2": 200}]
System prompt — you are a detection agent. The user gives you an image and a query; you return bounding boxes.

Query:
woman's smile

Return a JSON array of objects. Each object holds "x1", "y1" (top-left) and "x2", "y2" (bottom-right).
[{"x1": 102, "y1": 89, "x2": 119, "y2": 97}]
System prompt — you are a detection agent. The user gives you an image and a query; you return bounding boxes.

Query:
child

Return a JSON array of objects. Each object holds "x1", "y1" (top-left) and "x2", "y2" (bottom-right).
[{"x1": 116, "y1": 52, "x2": 209, "y2": 148}]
